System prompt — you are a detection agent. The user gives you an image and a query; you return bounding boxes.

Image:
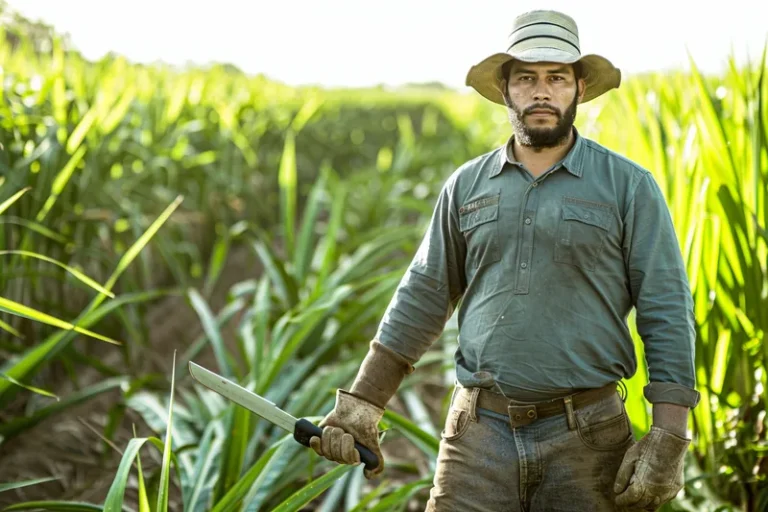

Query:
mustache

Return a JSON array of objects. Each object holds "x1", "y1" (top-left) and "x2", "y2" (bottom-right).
[{"x1": 524, "y1": 104, "x2": 561, "y2": 116}]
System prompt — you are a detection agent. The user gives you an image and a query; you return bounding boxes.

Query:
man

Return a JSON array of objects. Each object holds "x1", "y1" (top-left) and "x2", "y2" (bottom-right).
[{"x1": 309, "y1": 9, "x2": 700, "y2": 512}]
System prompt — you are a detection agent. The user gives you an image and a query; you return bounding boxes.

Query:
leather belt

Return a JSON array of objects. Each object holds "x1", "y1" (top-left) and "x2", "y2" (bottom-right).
[{"x1": 458, "y1": 381, "x2": 620, "y2": 428}]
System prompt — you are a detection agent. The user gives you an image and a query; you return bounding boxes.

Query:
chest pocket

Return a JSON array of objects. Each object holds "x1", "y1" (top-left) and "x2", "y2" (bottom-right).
[
  {"x1": 459, "y1": 193, "x2": 501, "y2": 269},
  {"x1": 554, "y1": 197, "x2": 614, "y2": 271}
]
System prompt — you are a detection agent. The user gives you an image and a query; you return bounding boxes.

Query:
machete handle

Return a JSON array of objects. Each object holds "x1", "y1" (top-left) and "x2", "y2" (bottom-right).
[{"x1": 293, "y1": 418, "x2": 380, "y2": 471}]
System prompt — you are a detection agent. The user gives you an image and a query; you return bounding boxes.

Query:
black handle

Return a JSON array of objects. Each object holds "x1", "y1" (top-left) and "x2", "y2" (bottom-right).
[{"x1": 293, "y1": 418, "x2": 379, "y2": 471}]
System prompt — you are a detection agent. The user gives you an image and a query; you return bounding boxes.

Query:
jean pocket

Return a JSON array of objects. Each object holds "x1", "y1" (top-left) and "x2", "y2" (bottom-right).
[
  {"x1": 553, "y1": 197, "x2": 614, "y2": 271},
  {"x1": 459, "y1": 193, "x2": 501, "y2": 268},
  {"x1": 575, "y1": 396, "x2": 634, "y2": 452},
  {"x1": 441, "y1": 405, "x2": 472, "y2": 441}
]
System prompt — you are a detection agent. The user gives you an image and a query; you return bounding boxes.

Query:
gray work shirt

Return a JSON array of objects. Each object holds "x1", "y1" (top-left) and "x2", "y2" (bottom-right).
[{"x1": 375, "y1": 128, "x2": 700, "y2": 408}]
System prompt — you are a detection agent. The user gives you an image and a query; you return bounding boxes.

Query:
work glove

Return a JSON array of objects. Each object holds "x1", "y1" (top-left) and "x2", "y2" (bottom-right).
[
  {"x1": 613, "y1": 425, "x2": 690, "y2": 511},
  {"x1": 310, "y1": 389, "x2": 386, "y2": 478},
  {"x1": 309, "y1": 340, "x2": 414, "y2": 479}
]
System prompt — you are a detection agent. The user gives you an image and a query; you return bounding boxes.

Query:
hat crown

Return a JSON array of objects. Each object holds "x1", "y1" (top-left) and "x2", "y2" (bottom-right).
[{"x1": 507, "y1": 10, "x2": 581, "y2": 56}]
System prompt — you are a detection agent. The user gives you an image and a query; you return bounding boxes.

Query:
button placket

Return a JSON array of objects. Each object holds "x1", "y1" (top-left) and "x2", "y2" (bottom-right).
[
  {"x1": 517, "y1": 170, "x2": 559, "y2": 293},
  {"x1": 515, "y1": 191, "x2": 538, "y2": 294}
]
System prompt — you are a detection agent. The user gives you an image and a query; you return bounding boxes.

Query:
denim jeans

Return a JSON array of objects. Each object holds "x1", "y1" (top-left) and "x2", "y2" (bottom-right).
[{"x1": 424, "y1": 384, "x2": 637, "y2": 511}]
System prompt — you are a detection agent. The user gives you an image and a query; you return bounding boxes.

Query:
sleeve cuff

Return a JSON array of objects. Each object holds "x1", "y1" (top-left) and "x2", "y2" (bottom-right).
[{"x1": 643, "y1": 381, "x2": 701, "y2": 408}]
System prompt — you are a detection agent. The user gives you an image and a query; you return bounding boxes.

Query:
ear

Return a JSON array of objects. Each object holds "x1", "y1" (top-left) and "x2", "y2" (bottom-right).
[
  {"x1": 499, "y1": 78, "x2": 512, "y2": 107},
  {"x1": 501, "y1": 83, "x2": 513, "y2": 108},
  {"x1": 577, "y1": 78, "x2": 587, "y2": 102}
]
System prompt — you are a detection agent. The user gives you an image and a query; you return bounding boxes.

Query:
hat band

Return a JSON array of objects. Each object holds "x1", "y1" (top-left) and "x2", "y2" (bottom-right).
[{"x1": 508, "y1": 36, "x2": 581, "y2": 57}]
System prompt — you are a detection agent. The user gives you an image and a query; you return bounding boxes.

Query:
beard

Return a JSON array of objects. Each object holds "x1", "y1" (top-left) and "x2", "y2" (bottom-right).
[{"x1": 505, "y1": 89, "x2": 578, "y2": 149}]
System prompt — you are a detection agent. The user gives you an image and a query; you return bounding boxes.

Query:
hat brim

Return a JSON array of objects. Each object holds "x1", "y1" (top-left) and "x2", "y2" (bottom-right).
[{"x1": 465, "y1": 49, "x2": 621, "y2": 105}]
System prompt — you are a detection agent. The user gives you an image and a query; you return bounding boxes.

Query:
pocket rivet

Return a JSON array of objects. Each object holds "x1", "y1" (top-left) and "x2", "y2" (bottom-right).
[{"x1": 527, "y1": 410, "x2": 536, "y2": 418}]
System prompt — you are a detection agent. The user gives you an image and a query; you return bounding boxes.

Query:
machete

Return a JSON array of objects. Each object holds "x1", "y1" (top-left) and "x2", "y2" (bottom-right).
[{"x1": 188, "y1": 361, "x2": 379, "y2": 471}]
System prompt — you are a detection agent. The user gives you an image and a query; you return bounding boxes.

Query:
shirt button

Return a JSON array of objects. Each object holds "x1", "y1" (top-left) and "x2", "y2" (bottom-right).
[
  {"x1": 525, "y1": 218, "x2": 532, "y2": 225},
  {"x1": 532, "y1": 183, "x2": 538, "y2": 188},
  {"x1": 520, "y1": 262, "x2": 527, "y2": 269}
]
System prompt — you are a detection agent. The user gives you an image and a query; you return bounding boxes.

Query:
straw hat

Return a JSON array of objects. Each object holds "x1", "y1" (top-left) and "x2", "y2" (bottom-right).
[{"x1": 465, "y1": 10, "x2": 621, "y2": 105}]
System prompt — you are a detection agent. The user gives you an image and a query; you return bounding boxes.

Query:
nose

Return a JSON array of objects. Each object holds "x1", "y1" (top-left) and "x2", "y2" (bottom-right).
[
  {"x1": 532, "y1": 80, "x2": 552, "y2": 101},
  {"x1": 532, "y1": 88, "x2": 551, "y2": 101}
]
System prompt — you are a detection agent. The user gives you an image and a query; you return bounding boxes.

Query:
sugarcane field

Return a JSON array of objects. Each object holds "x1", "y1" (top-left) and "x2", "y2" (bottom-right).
[{"x1": 0, "y1": 1, "x2": 767, "y2": 511}]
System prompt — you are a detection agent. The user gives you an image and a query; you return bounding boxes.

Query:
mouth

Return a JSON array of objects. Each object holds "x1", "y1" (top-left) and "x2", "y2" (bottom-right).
[{"x1": 527, "y1": 110, "x2": 557, "y2": 117}]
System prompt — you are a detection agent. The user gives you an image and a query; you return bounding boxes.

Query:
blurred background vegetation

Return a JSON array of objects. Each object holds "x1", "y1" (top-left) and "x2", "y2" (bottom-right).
[{"x1": 0, "y1": 1, "x2": 766, "y2": 510}]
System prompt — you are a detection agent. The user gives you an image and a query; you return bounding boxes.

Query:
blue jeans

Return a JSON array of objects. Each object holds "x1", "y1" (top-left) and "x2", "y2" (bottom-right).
[{"x1": 424, "y1": 384, "x2": 637, "y2": 511}]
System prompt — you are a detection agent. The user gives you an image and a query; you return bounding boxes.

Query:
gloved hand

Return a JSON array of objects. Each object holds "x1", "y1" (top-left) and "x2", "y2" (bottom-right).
[
  {"x1": 310, "y1": 389, "x2": 386, "y2": 478},
  {"x1": 309, "y1": 340, "x2": 414, "y2": 479},
  {"x1": 613, "y1": 425, "x2": 691, "y2": 510}
]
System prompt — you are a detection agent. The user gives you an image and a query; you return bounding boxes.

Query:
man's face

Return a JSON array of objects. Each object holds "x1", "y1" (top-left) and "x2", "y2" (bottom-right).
[{"x1": 502, "y1": 61, "x2": 585, "y2": 148}]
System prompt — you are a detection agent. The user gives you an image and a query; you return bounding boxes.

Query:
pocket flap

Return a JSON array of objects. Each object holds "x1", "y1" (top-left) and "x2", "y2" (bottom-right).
[
  {"x1": 459, "y1": 194, "x2": 499, "y2": 232},
  {"x1": 562, "y1": 202, "x2": 611, "y2": 231}
]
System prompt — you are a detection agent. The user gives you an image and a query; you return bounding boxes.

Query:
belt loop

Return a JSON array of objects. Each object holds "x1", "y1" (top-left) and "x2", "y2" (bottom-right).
[
  {"x1": 469, "y1": 388, "x2": 480, "y2": 421},
  {"x1": 564, "y1": 396, "x2": 576, "y2": 430},
  {"x1": 618, "y1": 381, "x2": 628, "y2": 403},
  {"x1": 449, "y1": 384, "x2": 459, "y2": 409}
]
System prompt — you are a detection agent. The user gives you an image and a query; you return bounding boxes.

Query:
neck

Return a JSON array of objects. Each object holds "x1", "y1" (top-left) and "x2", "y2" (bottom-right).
[{"x1": 512, "y1": 128, "x2": 575, "y2": 175}]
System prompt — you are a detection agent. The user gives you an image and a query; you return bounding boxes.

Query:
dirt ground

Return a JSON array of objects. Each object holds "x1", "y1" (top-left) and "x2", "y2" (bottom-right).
[{"x1": 0, "y1": 244, "x2": 444, "y2": 510}]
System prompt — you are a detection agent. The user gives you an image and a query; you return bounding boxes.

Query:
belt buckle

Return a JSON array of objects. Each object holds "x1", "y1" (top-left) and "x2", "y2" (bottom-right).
[{"x1": 507, "y1": 404, "x2": 538, "y2": 428}]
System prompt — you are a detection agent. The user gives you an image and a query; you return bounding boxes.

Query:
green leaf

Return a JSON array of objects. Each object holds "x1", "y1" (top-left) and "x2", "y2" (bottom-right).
[
  {"x1": 382, "y1": 410, "x2": 440, "y2": 456},
  {"x1": 210, "y1": 437, "x2": 289, "y2": 512},
  {"x1": 269, "y1": 464, "x2": 354, "y2": 512},
  {"x1": 186, "y1": 423, "x2": 223, "y2": 512},
  {"x1": 0, "y1": 317, "x2": 24, "y2": 339},
  {"x1": 0, "y1": 217, "x2": 69, "y2": 244},
  {"x1": 35, "y1": 145, "x2": 87, "y2": 223},
  {"x1": 293, "y1": 168, "x2": 327, "y2": 284},
  {"x1": 260, "y1": 285, "x2": 354, "y2": 391},
  {"x1": 0, "y1": 373, "x2": 58, "y2": 401},
  {"x1": 202, "y1": 230, "x2": 231, "y2": 297},
  {"x1": 0, "y1": 187, "x2": 31, "y2": 215},
  {"x1": 0, "y1": 250, "x2": 115, "y2": 298},
  {"x1": 0, "y1": 477, "x2": 59, "y2": 493},
  {"x1": 2, "y1": 501, "x2": 103, "y2": 511},
  {"x1": 0, "y1": 197, "x2": 182, "y2": 406},
  {"x1": 279, "y1": 129, "x2": 297, "y2": 259},
  {"x1": 0, "y1": 377, "x2": 128, "y2": 442},
  {"x1": 103, "y1": 437, "x2": 158, "y2": 512},
  {"x1": 135, "y1": 431, "x2": 151, "y2": 512},
  {"x1": 251, "y1": 238, "x2": 299, "y2": 310},
  {"x1": 100, "y1": 195, "x2": 184, "y2": 294},
  {"x1": 213, "y1": 404, "x2": 251, "y2": 504},
  {"x1": 187, "y1": 288, "x2": 233, "y2": 378},
  {"x1": 156, "y1": 351, "x2": 178, "y2": 512},
  {"x1": 365, "y1": 477, "x2": 433, "y2": 511},
  {"x1": 0, "y1": 296, "x2": 121, "y2": 345}
]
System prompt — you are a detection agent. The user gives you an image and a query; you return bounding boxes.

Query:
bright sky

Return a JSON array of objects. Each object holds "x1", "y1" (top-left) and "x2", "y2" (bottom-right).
[{"x1": 10, "y1": 0, "x2": 768, "y2": 89}]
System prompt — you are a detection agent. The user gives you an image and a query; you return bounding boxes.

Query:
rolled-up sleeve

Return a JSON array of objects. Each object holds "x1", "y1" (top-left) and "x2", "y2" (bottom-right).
[
  {"x1": 622, "y1": 172, "x2": 701, "y2": 409},
  {"x1": 375, "y1": 175, "x2": 467, "y2": 364}
]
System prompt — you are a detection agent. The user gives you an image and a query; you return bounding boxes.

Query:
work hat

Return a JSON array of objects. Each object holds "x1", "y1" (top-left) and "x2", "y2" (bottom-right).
[{"x1": 465, "y1": 10, "x2": 621, "y2": 105}]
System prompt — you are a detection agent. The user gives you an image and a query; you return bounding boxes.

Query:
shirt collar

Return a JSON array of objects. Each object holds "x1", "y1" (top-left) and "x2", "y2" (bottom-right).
[{"x1": 491, "y1": 126, "x2": 585, "y2": 179}]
